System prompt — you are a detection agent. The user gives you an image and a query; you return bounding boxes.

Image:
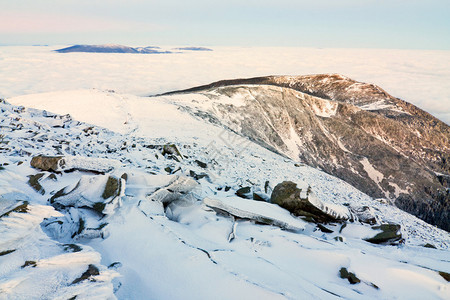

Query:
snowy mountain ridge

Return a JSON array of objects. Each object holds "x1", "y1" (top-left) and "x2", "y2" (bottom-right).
[
  {"x1": 158, "y1": 75, "x2": 450, "y2": 231},
  {"x1": 2, "y1": 88, "x2": 449, "y2": 299}
]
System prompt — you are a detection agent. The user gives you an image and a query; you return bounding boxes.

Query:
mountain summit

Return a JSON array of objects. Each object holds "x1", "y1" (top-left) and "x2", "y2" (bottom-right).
[{"x1": 160, "y1": 74, "x2": 450, "y2": 231}]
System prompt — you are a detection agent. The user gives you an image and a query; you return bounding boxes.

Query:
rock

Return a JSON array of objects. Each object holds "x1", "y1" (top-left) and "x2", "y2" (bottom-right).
[
  {"x1": 102, "y1": 176, "x2": 121, "y2": 199},
  {"x1": 0, "y1": 200, "x2": 29, "y2": 218},
  {"x1": 235, "y1": 186, "x2": 252, "y2": 199},
  {"x1": 252, "y1": 192, "x2": 269, "y2": 202},
  {"x1": 350, "y1": 205, "x2": 378, "y2": 225},
  {"x1": 31, "y1": 155, "x2": 120, "y2": 173},
  {"x1": 27, "y1": 173, "x2": 45, "y2": 195},
  {"x1": 317, "y1": 223, "x2": 334, "y2": 233},
  {"x1": 423, "y1": 243, "x2": 437, "y2": 249},
  {"x1": 189, "y1": 170, "x2": 209, "y2": 180},
  {"x1": 71, "y1": 264, "x2": 100, "y2": 284},
  {"x1": 270, "y1": 181, "x2": 350, "y2": 223},
  {"x1": 0, "y1": 249, "x2": 16, "y2": 256},
  {"x1": 439, "y1": 271, "x2": 450, "y2": 282},
  {"x1": 339, "y1": 267, "x2": 360, "y2": 284},
  {"x1": 364, "y1": 224, "x2": 402, "y2": 245},
  {"x1": 203, "y1": 197, "x2": 305, "y2": 231},
  {"x1": 50, "y1": 175, "x2": 124, "y2": 215},
  {"x1": 30, "y1": 155, "x2": 63, "y2": 172},
  {"x1": 194, "y1": 160, "x2": 207, "y2": 168},
  {"x1": 144, "y1": 143, "x2": 184, "y2": 161}
]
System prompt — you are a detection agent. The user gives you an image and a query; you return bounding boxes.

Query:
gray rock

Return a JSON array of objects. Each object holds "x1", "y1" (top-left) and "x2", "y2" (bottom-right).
[
  {"x1": 364, "y1": 224, "x2": 402, "y2": 245},
  {"x1": 270, "y1": 181, "x2": 350, "y2": 223}
]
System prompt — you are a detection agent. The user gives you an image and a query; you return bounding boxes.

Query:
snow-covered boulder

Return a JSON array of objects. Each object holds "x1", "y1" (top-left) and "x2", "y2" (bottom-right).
[
  {"x1": 364, "y1": 224, "x2": 403, "y2": 245},
  {"x1": 31, "y1": 155, "x2": 121, "y2": 173},
  {"x1": 203, "y1": 196, "x2": 306, "y2": 231},
  {"x1": 50, "y1": 175, "x2": 124, "y2": 215},
  {"x1": 124, "y1": 172, "x2": 199, "y2": 204},
  {"x1": 270, "y1": 181, "x2": 351, "y2": 223}
]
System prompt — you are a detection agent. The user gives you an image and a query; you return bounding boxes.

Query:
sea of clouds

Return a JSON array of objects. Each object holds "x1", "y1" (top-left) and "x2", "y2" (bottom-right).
[{"x1": 0, "y1": 46, "x2": 449, "y2": 123}]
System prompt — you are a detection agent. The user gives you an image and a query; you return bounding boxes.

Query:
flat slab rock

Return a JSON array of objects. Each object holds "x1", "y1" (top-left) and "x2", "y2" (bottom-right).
[
  {"x1": 31, "y1": 155, "x2": 120, "y2": 173},
  {"x1": 203, "y1": 196, "x2": 306, "y2": 231}
]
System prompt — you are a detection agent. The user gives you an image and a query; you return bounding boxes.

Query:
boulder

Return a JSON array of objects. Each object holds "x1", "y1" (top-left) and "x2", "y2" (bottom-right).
[
  {"x1": 270, "y1": 181, "x2": 350, "y2": 223},
  {"x1": 31, "y1": 155, "x2": 120, "y2": 173},
  {"x1": 350, "y1": 205, "x2": 378, "y2": 225},
  {"x1": 364, "y1": 224, "x2": 402, "y2": 245},
  {"x1": 50, "y1": 175, "x2": 124, "y2": 215},
  {"x1": 203, "y1": 197, "x2": 305, "y2": 231},
  {"x1": 31, "y1": 156, "x2": 63, "y2": 172}
]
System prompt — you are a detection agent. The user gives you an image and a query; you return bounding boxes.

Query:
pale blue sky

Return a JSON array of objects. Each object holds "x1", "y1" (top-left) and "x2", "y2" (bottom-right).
[{"x1": 1, "y1": 0, "x2": 449, "y2": 49}]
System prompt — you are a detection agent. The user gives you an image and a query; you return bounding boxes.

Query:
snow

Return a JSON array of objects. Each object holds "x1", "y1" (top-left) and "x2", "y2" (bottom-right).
[{"x1": 0, "y1": 47, "x2": 449, "y2": 298}]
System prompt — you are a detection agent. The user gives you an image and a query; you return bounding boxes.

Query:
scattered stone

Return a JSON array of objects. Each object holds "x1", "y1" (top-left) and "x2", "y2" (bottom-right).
[
  {"x1": 108, "y1": 262, "x2": 122, "y2": 270},
  {"x1": 317, "y1": 223, "x2": 334, "y2": 233},
  {"x1": 364, "y1": 224, "x2": 402, "y2": 245},
  {"x1": 334, "y1": 236, "x2": 345, "y2": 242},
  {"x1": 270, "y1": 181, "x2": 350, "y2": 223},
  {"x1": 27, "y1": 173, "x2": 45, "y2": 195},
  {"x1": 31, "y1": 155, "x2": 63, "y2": 172},
  {"x1": 194, "y1": 160, "x2": 207, "y2": 169},
  {"x1": 423, "y1": 243, "x2": 437, "y2": 249},
  {"x1": 47, "y1": 173, "x2": 58, "y2": 181},
  {"x1": 235, "y1": 186, "x2": 252, "y2": 199},
  {"x1": 439, "y1": 271, "x2": 450, "y2": 282},
  {"x1": 0, "y1": 201, "x2": 29, "y2": 218},
  {"x1": 189, "y1": 170, "x2": 209, "y2": 180},
  {"x1": 72, "y1": 264, "x2": 100, "y2": 284},
  {"x1": 0, "y1": 249, "x2": 16, "y2": 256},
  {"x1": 350, "y1": 206, "x2": 377, "y2": 225},
  {"x1": 21, "y1": 261, "x2": 37, "y2": 268},
  {"x1": 63, "y1": 244, "x2": 82, "y2": 253},
  {"x1": 339, "y1": 267, "x2": 360, "y2": 284},
  {"x1": 252, "y1": 192, "x2": 269, "y2": 202}
]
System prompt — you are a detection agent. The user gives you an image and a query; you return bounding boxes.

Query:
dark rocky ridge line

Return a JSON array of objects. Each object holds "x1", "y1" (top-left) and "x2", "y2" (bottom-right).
[{"x1": 157, "y1": 74, "x2": 450, "y2": 231}]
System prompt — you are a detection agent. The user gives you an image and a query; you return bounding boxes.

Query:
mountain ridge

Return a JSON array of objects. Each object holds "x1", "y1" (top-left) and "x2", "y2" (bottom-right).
[{"x1": 158, "y1": 74, "x2": 450, "y2": 231}]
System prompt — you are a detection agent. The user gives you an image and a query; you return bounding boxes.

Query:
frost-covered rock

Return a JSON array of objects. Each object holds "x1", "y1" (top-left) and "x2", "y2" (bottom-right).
[
  {"x1": 31, "y1": 155, "x2": 121, "y2": 173},
  {"x1": 203, "y1": 196, "x2": 306, "y2": 231},
  {"x1": 270, "y1": 181, "x2": 351, "y2": 222},
  {"x1": 0, "y1": 202, "x2": 118, "y2": 299},
  {"x1": 50, "y1": 175, "x2": 124, "y2": 215},
  {"x1": 124, "y1": 172, "x2": 199, "y2": 204},
  {"x1": 364, "y1": 224, "x2": 403, "y2": 245},
  {"x1": 350, "y1": 205, "x2": 378, "y2": 225}
]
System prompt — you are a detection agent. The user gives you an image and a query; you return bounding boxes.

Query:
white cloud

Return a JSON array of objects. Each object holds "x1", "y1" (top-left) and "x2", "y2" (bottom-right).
[{"x1": 0, "y1": 46, "x2": 449, "y2": 123}]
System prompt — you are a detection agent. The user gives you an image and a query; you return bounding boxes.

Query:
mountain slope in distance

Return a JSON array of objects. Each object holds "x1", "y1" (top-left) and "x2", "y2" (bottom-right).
[{"x1": 158, "y1": 74, "x2": 450, "y2": 231}]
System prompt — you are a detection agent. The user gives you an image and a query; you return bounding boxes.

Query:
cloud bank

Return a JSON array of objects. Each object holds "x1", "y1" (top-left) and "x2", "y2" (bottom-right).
[{"x1": 0, "y1": 46, "x2": 449, "y2": 123}]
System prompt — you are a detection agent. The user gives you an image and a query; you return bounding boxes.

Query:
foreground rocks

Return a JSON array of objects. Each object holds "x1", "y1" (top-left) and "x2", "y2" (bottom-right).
[
  {"x1": 31, "y1": 155, "x2": 120, "y2": 173},
  {"x1": 270, "y1": 181, "x2": 350, "y2": 223}
]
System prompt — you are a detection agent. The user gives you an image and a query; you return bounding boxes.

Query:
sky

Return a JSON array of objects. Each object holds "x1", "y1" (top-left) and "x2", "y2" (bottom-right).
[{"x1": 1, "y1": 0, "x2": 450, "y2": 49}]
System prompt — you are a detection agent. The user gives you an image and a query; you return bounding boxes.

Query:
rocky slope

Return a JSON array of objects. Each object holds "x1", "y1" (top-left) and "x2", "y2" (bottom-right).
[
  {"x1": 159, "y1": 74, "x2": 450, "y2": 231},
  {"x1": 2, "y1": 92, "x2": 450, "y2": 299}
]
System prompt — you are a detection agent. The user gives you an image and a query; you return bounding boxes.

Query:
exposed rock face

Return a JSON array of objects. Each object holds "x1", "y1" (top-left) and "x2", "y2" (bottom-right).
[
  {"x1": 270, "y1": 181, "x2": 350, "y2": 223},
  {"x1": 162, "y1": 74, "x2": 450, "y2": 231}
]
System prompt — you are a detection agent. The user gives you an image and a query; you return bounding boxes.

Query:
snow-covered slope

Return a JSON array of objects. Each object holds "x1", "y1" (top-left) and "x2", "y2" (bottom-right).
[
  {"x1": 3, "y1": 90, "x2": 449, "y2": 299},
  {"x1": 156, "y1": 80, "x2": 450, "y2": 231}
]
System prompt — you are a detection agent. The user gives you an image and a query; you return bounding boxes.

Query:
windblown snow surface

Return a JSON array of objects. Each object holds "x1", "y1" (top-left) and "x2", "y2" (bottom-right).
[{"x1": 2, "y1": 89, "x2": 449, "y2": 299}]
